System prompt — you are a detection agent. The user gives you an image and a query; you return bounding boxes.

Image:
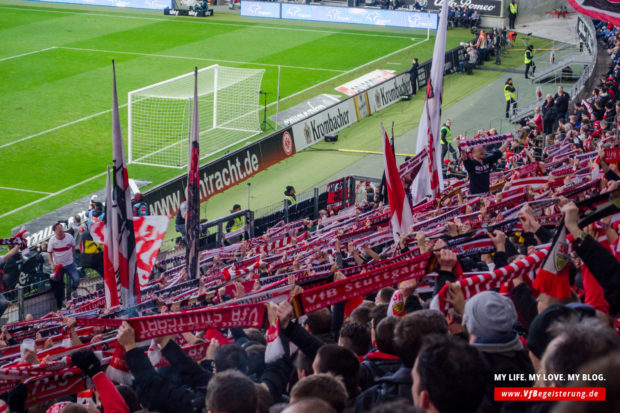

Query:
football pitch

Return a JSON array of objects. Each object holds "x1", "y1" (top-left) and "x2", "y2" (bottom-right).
[{"x1": 0, "y1": 0, "x2": 477, "y2": 235}]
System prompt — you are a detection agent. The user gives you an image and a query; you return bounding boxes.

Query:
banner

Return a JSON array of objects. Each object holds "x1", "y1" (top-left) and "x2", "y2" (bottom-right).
[
  {"x1": 144, "y1": 127, "x2": 296, "y2": 216},
  {"x1": 367, "y1": 72, "x2": 413, "y2": 114},
  {"x1": 336, "y1": 70, "x2": 396, "y2": 97},
  {"x1": 291, "y1": 99, "x2": 357, "y2": 152},
  {"x1": 280, "y1": 4, "x2": 438, "y2": 29},
  {"x1": 30, "y1": 0, "x2": 169, "y2": 10},
  {"x1": 76, "y1": 303, "x2": 267, "y2": 341},
  {"x1": 270, "y1": 94, "x2": 340, "y2": 127},
  {"x1": 326, "y1": 177, "x2": 350, "y2": 210},
  {"x1": 241, "y1": 1, "x2": 281, "y2": 18},
  {"x1": 420, "y1": 0, "x2": 503, "y2": 17},
  {"x1": 292, "y1": 253, "x2": 430, "y2": 315},
  {"x1": 458, "y1": 133, "x2": 514, "y2": 150}
]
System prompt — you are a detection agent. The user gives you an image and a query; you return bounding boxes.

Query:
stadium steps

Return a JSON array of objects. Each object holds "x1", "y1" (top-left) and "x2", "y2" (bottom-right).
[{"x1": 530, "y1": 55, "x2": 592, "y2": 83}]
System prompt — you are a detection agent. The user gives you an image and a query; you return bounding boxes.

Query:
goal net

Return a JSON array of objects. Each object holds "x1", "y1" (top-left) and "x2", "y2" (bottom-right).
[{"x1": 128, "y1": 65, "x2": 265, "y2": 168}]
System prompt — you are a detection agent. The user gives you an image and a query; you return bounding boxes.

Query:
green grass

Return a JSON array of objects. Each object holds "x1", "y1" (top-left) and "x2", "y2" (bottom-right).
[{"x1": 0, "y1": 0, "x2": 538, "y2": 237}]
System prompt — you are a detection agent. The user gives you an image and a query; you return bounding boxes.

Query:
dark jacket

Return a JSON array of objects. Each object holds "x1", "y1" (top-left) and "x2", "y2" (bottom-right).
[
  {"x1": 574, "y1": 234, "x2": 620, "y2": 315},
  {"x1": 553, "y1": 92, "x2": 570, "y2": 115},
  {"x1": 354, "y1": 366, "x2": 412, "y2": 412},
  {"x1": 511, "y1": 283, "x2": 538, "y2": 329},
  {"x1": 281, "y1": 321, "x2": 325, "y2": 361},
  {"x1": 475, "y1": 337, "x2": 534, "y2": 413},
  {"x1": 126, "y1": 341, "x2": 210, "y2": 413},
  {"x1": 359, "y1": 352, "x2": 402, "y2": 390}
]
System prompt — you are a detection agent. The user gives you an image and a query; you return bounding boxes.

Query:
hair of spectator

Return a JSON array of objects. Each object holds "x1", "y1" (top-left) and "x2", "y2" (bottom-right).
[
  {"x1": 290, "y1": 373, "x2": 348, "y2": 413},
  {"x1": 245, "y1": 344, "x2": 266, "y2": 377},
  {"x1": 394, "y1": 310, "x2": 448, "y2": 368},
  {"x1": 542, "y1": 317, "x2": 620, "y2": 385},
  {"x1": 370, "y1": 304, "x2": 389, "y2": 330},
  {"x1": 244, "y1": 328, "x2": 267, "y2": 346},
  {"x1": 206, "y1": 370, "x2": 257, "y2": 413},
  {"x1": 315, "y1": 344, "x2": 361, "y2": 399},
  {"x1": 60, "y1": 404, "x2": 89, "y2": 413},
  {"x1": 115, "y1": 384, "x2": 142, "y2": 412},
  {"x1": 377, "y1": 288, "x2": 395, "y2": 305},
  {"x1": 214, "y1": 344, "x2": 249, "y2": 373},
  {"x1": 282, "y1": 398, "x2": 337, "y2": 413},
  {"x1": 294, "y1": 351, "x2": 313, "y2": 377},
  {"x1": 551, "y1": 352, "x2": 620, "y2": 413},
  {"x1": 370, "y1": 400, "x2": 424, "y2": 413},
  {"x1": 304, "y1": 309, "x2": 332, "y2": 334},
  {"x1": 339, "y1": 323, "x2": 371, "y2": 357},
  {"x1": 415, "y1": 334, "x2": 487, "y2": 413},
  {"x1": 375, "y1": 316, "x2": 399, "y2": 356},
  {"x1": 254, "y1": 383, "x2": 273, "y2": 413},
  {"x1": 349, "y1": 304, "x2": 374, "y2": 329}
]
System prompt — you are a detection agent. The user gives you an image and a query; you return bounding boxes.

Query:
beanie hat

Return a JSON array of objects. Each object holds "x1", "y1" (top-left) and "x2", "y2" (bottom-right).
[
  {"x1": 526, "y1": 304, "x2": 575, "y2": 359},
  {"x1": 464, "y1": 291, "x2": 518, "y2": 339}
]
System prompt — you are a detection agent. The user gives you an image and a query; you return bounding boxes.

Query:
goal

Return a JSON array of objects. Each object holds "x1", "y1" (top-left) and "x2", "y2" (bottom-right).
[{"x1": 128, "y1": 65, "x2": 265, "y2": 168}]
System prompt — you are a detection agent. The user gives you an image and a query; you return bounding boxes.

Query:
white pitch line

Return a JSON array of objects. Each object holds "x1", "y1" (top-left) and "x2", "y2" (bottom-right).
[
  {"x1": 0, "y1": 37, "x2": 429, "y2": 218},
  {"x1": 58, "y1": 46, "x2": 346, "y2": 73},
  {"x1": 0, "y1": 46, "x2": 57, "y2": 62},
  {"x1": 0, "y1": 186, "x2": 52, "y2": 195},
  {"x1": 0, "y1": 172, "x2": 107, "y2": 220},
  {"x1": 0, "y1": 5, "x2": 420, "y2": 39},
  {"x1": 0, "y1": 104, "x2": 127, "y2": 150}
]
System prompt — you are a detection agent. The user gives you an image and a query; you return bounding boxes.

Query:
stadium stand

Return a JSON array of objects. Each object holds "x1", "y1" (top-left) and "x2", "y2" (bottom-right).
[{"x1": 0, "y1": 8, "x2": 619, "y2": 413}]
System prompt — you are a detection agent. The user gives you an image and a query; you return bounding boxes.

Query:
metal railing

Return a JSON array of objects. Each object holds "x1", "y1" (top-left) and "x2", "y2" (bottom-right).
[{"x1": 509, "y1": 17, "x2": 597, "y2": 123}]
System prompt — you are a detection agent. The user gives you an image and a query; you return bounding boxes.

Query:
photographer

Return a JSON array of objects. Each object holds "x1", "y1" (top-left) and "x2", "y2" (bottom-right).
[{"x1": 0, "y1": 245, "x2": 19, "y2": 317}]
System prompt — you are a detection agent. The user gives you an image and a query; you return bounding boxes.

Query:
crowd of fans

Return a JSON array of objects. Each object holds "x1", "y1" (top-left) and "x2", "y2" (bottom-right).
[{"x1": 0, "y1": 17, "x2": 619, "y2": 413}]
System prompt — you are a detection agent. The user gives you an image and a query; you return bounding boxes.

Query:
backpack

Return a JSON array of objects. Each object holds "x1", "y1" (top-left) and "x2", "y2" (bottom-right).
[
  {"x1": 79, "y1": 231, "x2": 103, "y2": 269},
  {"x1": 354, "y1": 368, "x2": 412, "y2": 413}
]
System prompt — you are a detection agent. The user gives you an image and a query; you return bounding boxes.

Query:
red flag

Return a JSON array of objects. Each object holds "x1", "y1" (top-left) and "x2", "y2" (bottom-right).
[
  {"x1": 111, "y1": 60, "x2": 138, "y2": 308},
  {"x1": 186, "y1": 67, "x2": 201, "y2": 279},
  {"x1": 103, "y1": 167, "x2": 120, "y2": 309},
  {"x1": 382, "y1": 123, "x2": 414, "y2": 241}
]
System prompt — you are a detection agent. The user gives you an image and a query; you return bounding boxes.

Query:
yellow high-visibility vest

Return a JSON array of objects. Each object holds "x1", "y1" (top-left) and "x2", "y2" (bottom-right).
[
  {"x1": 509, "y1": 3, "x2": 518, "y2": 14},
  {"x1": 504, "y1": 84, "x2": 516, "y2": 101},
  {"x1": 229, "y1": 216, "x2": 244, "y2": 232}
]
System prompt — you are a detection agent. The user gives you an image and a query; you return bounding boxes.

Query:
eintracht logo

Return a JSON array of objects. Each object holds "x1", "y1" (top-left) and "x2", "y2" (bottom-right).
[
  {"x1": 304, "y1": 123, "x2": 312, "y2": 144},
  {"x1": 282, "y1": 131, "x2": 294, "y2": 156}
]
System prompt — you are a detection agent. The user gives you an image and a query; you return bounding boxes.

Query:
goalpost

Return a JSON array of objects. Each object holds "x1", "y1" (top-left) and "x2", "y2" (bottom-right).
[{"x1": 128, "y1": 65, "x2": 265, "y2": 168}]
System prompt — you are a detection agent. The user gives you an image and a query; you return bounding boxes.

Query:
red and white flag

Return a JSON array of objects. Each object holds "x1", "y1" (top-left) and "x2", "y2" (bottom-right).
[
  {"x1": 411, "y1": 0, "x2": 449, "y2": 202},
  {"x1": 103, "y1": 167, "x2": 120, "y2": 309},
  {"x1": 111, "y1": 60, "x2": 138, "y2": 308},
  {"x1": 536, "y1": 86, "x2": 542, "y2": 100},
  {"x1": 382, "y1": 124, "x2": 414, "y2": 241},
  {"x1": 91, "y1": 215, "x2": 169, "y2": 291},
  {"x1": 533, "y1": 225, "x2": 572, "y2": 299},
  {"x1": 568, "y1": 0, "x2": 620, "y2": 27}
]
